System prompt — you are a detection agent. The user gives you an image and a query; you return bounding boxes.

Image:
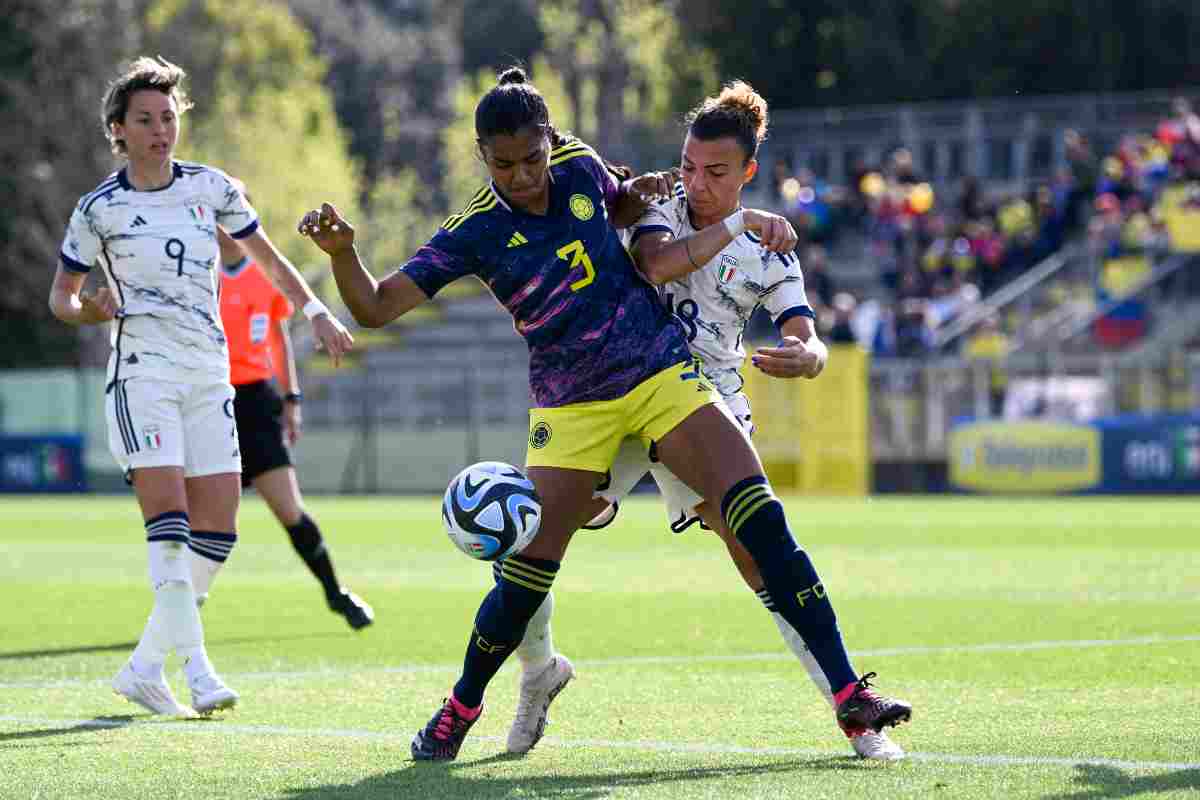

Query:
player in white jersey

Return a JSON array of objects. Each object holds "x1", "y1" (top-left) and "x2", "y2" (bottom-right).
[
  {"x1": 48, "y1": 56, "x2": 353, "y2": 717},
  {"x1": 512, "y1": 82, "x2": 909, "y2": 760}
]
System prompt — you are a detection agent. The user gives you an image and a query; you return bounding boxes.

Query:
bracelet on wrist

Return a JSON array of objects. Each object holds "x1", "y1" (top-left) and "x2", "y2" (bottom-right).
[
  {"x1": 283, "y1": 391, "x2": 303, "y2": 404},
  {"x1": 302, "y1": 299, "x2": 329, "y2": 320},
  {"x1": 722, "y1": 209, "x2": 746, "y2": 238}
]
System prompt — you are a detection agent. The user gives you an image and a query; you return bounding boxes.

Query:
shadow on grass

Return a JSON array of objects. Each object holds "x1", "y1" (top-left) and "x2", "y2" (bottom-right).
[
  {"x1": 0, "y1": 632, "x2": 346, "y2": 661},
  {"x1": 279, "y1": 754, "x2": 872, "y2": 800},
  {"x1": 1044, "y1": 764, "x2": 1200, "y2": 799},
  {"x1": 0, "y1": 715, "x2": 137, "y2": 744}
]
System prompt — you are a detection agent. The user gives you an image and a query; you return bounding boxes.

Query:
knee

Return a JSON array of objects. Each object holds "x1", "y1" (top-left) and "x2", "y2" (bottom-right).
[
  {"x1": 278, "y1": 507, "x2": 305, "y2": 529},
  {"x1": 477, "y1": 555, "x2": 559, "y2": 633}
]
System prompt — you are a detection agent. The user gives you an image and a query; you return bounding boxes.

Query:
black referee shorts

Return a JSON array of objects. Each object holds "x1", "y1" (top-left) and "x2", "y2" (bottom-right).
[{"x1": 233, "y1": 380, "x2": 293, "y2": 487}]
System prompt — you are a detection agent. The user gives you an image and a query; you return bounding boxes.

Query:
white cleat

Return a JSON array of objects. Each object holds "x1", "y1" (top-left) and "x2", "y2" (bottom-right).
[
  {"x1": 851, "y1": 729, "x2": 906, "y2": 761},
  {"x1": 190, "y1": 673, "x2": 239, "y2": 715},
  {"x1": 506, "y1": 654, "x2": 575, "y2": 754},
  {"x1": 112, "y1": 661, "x2": 195, "y2": 717}
]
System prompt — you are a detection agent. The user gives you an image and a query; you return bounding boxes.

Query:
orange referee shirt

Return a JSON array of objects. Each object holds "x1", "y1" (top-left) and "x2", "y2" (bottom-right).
[{"x1": 219, "y1": 258, "x2": 294, "y2": 386}]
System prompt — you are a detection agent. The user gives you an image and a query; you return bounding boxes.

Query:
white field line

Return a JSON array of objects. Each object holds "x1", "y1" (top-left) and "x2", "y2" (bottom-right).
[
  {"x1": 2, "y1": 632, "x2": 1197, "y2": 690},
  {"x1": 0, "y1": 714, "x2": 1197, "y2": 773}
]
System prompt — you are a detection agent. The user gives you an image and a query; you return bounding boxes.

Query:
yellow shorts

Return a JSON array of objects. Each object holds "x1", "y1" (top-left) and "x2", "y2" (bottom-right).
[{"x1": 526, "y1": 360, "x2": 720, "y2": 473}]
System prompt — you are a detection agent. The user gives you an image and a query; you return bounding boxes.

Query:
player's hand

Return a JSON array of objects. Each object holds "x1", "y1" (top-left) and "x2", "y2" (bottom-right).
[
  {"x1": 742, "y1": 209, "x2": 798, "y2": 253},
  {"x1": 752, "y1": 336, "x2": 824, "y2": 379},
  {"x1": 79, "y1": 287, "x2": 119, "y2": 324},
  {"x1": 281, "y1": 401, "x2": 302, "y2": 446},
  {"x1": 298, "y1": 203, "x2": 355, "y2": 256},
  {"x1": 309, "y1": 312, "x2": 354, "y2": 367},
  {"x1": 627, "y1": 169, "x2": 680, "y2": 203}
]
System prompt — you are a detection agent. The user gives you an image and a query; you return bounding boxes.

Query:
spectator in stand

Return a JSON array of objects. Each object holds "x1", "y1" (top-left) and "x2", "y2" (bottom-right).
[
  {"x1": 1089, "y1": 193, "x2": 1125, "y2": 259},
  {"x1": 925, "y1": 278, "x2": 980, "y2": 331},
  {"x1": 803, "y1": 244, "x2": 836, "y2": 311},
  {"x1": 1063, "y1": 129, "x2": 1098, "y2": 233},
  {"x1": 1097, "y1": 154, "x2": 1136, "y2": 204},
  {"x1": 962, "y1": 316, "x2": 1010, "y2": 417},
  {"x1": 826, "y1": 292, "x2": 860, "y2": 345},
  {"x1": 780, "y1": 169, "x2": 842, "y2": 245},
  {"x1": 888, "y1": 148, "x2": 922, "y2": 185},
  {"x1": 957, "y1": 176, "x2": 986, "y2": 222},
  {"x1": 1031, "y1": 184, "x2": 1068, "y2": 262},
  {"x1": 893, "y1": 298, "x2": 933, "y2": 357},
  {"x1": 771, "y1": 159, "x2": 794, "y2": 204},
  {"x1": 846, "y1": 157, "x2": 874, "y2": 226},
  {"x1": 1159, "y1": 97, "x2": 1200, "y2": 181}
]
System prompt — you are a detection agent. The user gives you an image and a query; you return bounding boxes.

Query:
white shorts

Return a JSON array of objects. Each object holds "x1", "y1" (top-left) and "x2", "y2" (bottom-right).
[
  {"x1": 106, "y1": 378, "x2": 241, "y2": 479},
  {"x1": 595, "y1": 393, "x2": 754, "y2": 533}
]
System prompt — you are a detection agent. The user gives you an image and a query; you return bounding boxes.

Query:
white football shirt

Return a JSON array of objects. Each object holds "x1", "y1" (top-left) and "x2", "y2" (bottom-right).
[
  {"x1": 630, "y1": 186, "x2": 814, "y2": 396},
  {"x1": 60, "y1": 161, "x2": 258, "y2": 386}
]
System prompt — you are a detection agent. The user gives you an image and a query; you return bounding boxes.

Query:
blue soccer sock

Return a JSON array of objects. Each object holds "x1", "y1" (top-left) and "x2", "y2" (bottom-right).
[
  {"x1": 723, "y1": 476, "x2": 858, "y2": 693},
  {"x1": 453, "y1": 554, "x2": 559, "y2": 708}
]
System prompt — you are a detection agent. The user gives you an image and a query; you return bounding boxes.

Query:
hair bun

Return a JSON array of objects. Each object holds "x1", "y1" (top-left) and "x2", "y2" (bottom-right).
[{"x1": 497, "y1": 67, "x2": 527, "y2": 86}]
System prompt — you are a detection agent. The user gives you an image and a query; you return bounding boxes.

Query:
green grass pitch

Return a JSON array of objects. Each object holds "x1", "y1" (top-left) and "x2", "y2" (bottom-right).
[{"x1": 1, "y1": 494, "x2": 1198, "y2": 799}]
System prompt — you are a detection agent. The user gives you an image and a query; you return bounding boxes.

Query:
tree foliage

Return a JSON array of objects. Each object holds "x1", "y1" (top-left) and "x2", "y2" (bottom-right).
[
  {"x1": 143, "y1": 0, "x2": 362, "y2": 276},
  {"x1": 680, "y1": 0, "x2": 1200, "y2": 109},
  {"x1": 287, "y1": 0, "x2": 462, "y2": 189},
  {"x1": 0, "y1": 0, "x2": 144, "y2": 367},
  {"x1": 537, "y1": 0, "x2": 717, "y2": 165}
]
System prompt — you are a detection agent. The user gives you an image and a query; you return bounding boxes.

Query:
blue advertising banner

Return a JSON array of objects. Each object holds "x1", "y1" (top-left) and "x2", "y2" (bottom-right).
[
  {"x1": 1093, "y1": 413, "x2": 1200, "y2": 494},
  {"x1": 0, "y1": 435, "x2": 87, "y2": 493},
  {"x1": 949, "y1": 414, "x2": 1200, "y2": 494}
]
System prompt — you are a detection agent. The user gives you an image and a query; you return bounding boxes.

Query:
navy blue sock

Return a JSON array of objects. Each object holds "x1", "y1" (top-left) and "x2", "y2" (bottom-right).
[
  {"x1": 723, "y1": 476, "x2": 857, "y2": 692},
  {"x1": 453, "y1": 554, "x2": 559, "y2": 708}
]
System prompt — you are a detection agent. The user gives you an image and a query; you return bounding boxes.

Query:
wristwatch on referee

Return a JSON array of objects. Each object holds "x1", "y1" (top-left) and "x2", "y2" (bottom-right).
[{"x1": 283, "y1": 391, "x2": 303, "y2": 404}]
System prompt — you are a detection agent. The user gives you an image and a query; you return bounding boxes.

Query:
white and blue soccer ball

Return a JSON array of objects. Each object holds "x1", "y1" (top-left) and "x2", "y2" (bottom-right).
[{"x1": 442, "y1": 461, "x2": 542, "y2": 561}]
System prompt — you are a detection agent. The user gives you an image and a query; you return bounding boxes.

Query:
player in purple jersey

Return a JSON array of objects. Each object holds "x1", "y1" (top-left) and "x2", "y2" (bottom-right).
[{"x1": 299, "y1": 67, "x2": 911, "y2": 762}]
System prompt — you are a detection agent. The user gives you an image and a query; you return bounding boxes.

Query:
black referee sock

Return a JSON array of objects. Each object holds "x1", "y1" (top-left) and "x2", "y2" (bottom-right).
[{"x1": 286, "y1": 513, "x2": 341, "y2": 602}]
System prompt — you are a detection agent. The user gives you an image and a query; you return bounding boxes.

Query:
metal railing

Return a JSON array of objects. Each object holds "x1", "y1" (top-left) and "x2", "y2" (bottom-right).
[
  {"x1": 869, "y1": 349, "x2": 1200, "y2": 462},
  {"x1": 1014, "y1": 251, "x2": 1196, "y2": 352},
  {"x1": 932, "y1": 246, "x2": 1082, "y2": 351},
  {"x1": 2, "y1": 345, "x2": 1196, "y2": 490}
]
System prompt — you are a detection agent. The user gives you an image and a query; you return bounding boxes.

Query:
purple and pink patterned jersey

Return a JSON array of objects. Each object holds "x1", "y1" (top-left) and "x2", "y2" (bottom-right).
[{"x1": 401, "y1": 138, "x2": 689, "y2": 407}]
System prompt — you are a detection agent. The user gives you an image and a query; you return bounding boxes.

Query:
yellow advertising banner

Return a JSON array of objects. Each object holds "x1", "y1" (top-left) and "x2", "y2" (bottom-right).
[
  {"x1": 742, "y1": 343, "x2": 869, "y2": 495},
  {"x1": 949, "y1": 421, "x2": 1101, "y2": 493}
]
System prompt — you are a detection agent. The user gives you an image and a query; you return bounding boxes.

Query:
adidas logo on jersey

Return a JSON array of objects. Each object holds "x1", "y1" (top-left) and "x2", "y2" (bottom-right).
[
  {"x1": 507, "y1": 232, "x2": 528, "y2": 248},
  {"x1": 131, "y1": 215, "x2": 148, "y2": 227}
]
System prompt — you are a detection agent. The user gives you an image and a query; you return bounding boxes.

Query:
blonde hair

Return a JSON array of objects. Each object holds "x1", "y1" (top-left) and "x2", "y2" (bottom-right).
[
  {"x1": 101, "y1": 56, "x2": 194, "y2": 156},
  {"x1": 686, "y1": 80, "x2": 769, "y2": 162}
]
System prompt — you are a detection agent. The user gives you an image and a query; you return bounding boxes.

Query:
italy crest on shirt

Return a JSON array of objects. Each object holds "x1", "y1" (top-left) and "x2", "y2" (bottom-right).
[{"x1": 718, "y1": 253, "x2": 738, "y2": 284}]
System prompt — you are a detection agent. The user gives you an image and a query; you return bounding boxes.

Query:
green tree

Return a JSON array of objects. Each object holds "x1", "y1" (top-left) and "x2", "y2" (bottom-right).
[
  {"x1": 143, "y1": 0, "x2": 362, "y2": 275},
  {"x1": 287, "y1": 0, "x2": 463, "y2": 190},
  {"x1": 1, "y1": 0, "x2": 144, "y2": 368},
  {"x1": 680, "y1": 0, "x2": 1200, "y2": 108},
  {"x1": 538, "y1": 0, "x2": 717, "y2": 165},
  {"x1": 356, "y1": 168, "x2": 442, "y2": 278}
]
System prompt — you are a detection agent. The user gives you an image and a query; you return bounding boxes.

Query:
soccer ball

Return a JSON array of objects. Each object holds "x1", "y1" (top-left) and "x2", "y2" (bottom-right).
[{"x1": 442, "y1": 461, "x2": 542, "y2": 561}]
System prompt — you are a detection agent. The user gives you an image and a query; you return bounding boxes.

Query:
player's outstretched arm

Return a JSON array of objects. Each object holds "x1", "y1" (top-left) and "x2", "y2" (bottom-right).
[
  {"x1": 298, "y1": 202, "x2": 429, "y2": 329},
  {"x1": 238, "y1": 225, "x2": 354, "y2": 367}
]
